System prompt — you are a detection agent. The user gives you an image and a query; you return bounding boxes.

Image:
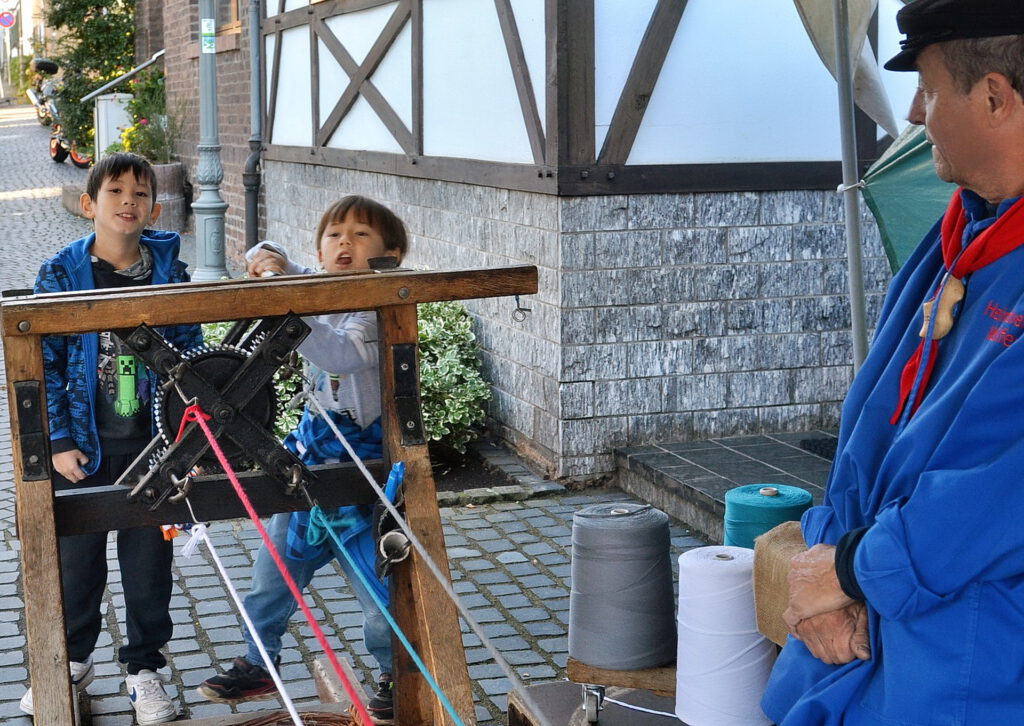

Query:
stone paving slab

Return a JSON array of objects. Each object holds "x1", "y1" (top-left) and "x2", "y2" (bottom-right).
[{"x1": 614, "y1": 431, "x2": 836, "y2": 545}]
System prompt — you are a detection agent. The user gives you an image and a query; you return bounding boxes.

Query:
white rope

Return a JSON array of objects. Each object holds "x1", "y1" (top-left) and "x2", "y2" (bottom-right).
[
  {"x1": 181, "y1": 499, "x2": 304, "y2": 726},
  {"x1": 300, "y1": 387, "x2": 554, "y2": 726},
  {"x1": 603, "y1": 695, "x2": 677, "y2": 719}
]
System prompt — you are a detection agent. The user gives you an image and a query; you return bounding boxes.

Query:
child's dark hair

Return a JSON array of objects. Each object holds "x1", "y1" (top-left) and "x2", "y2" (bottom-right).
[
  {"x1": 85, "y1": 152, "x2": 158, "y2": 201},
  {"x1": 315, "y1": 195, "x2": 408, "y2": 257}
]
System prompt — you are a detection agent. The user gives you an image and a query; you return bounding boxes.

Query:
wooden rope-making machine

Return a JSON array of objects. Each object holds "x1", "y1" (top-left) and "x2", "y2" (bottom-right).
[{"x1": 1, "y1": 264, "x2": 537, "y2": 725}]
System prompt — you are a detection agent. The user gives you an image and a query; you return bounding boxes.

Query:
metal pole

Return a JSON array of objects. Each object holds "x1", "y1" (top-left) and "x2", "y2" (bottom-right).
[
  {"x1": 242, "y1": 0, "x2": 263, "y2": 250},
  {"x1": 192, "y1": 0, "x2": 230, "y2": 281},
  {"x1": 833, "y1": 0, "x2": 869, "y2": 371}
]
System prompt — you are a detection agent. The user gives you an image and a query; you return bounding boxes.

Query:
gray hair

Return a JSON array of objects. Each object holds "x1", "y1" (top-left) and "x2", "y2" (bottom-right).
[{"x1": 938, "y1": 35, "x2": 1024, "y2": 95}]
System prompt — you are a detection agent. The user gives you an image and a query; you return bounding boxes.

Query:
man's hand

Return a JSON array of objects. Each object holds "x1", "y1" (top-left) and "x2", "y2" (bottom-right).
[
  {"x1": 53, "y1": 449, "x2": 89, "y2": 483},
  {"x1": 793, "y1": 602, "x2": 871, "y2": 665},
  {"x1": 783, "y1": 543, "x2": 855, "y2": 630},
  {"x1": 247, "y1": 249, "x2": 287, "y2": 278}
]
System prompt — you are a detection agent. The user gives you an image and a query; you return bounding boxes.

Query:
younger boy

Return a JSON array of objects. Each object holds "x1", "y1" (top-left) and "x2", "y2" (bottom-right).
[
  {"x1": 197, "y1": 195, "x2": 409, "y2": 724},
  {"x1": 23, "y1": 152, "x2": 203, "y2": 724}
]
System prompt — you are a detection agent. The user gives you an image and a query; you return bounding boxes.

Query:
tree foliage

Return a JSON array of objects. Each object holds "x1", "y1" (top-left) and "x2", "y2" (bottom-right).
[{"x1": 45, "y1": 0, "x2": 136, "y2": 151}]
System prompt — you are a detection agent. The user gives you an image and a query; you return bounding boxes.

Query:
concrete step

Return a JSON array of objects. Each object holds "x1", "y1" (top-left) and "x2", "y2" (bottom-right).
[{"x1": 612, "y1": 431, "x2": 836, "y2": 544}]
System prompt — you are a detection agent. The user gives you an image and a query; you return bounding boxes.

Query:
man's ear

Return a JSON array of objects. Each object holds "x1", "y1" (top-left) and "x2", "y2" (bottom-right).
[
  {"x1": 149, "y1": 201, "x2": 162, "y2": 225},
  {"x1": 80, "y1": 193, "x2": 95, "y2": 219},
  {"x1": 985, "y1": 72, "x2": 1020, "y2": 120}
]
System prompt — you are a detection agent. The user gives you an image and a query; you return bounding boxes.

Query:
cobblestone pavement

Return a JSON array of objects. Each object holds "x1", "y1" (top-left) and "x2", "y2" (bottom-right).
[{"x1": 0, "y1": 104, "x2": 710, "y2": 724}]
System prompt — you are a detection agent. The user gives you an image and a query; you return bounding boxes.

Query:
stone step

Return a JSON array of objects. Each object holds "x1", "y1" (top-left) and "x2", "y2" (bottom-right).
[{"x1": 612, "y1": 432, "x2": 836, "y2": 544}]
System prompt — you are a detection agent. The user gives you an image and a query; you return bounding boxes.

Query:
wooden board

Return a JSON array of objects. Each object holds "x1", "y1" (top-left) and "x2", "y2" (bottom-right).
[
  {"x1": 508, "y1": 681, "x2": 681, "y2": 726},
  {"x1": 566, "y1": 657, "x2": 676, "y2": 698},
  {"x1": 1, "y1": 265, "x2": 538, "y2": 336}
]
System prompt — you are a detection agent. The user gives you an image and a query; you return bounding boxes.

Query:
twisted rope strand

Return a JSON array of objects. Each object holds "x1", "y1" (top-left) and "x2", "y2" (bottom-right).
[{"x1": 180, "y1": 405, "x2": 374, "y2": 725}]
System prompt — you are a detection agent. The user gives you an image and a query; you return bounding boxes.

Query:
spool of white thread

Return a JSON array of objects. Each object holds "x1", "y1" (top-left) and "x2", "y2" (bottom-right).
[{"x1": 675, "y1": 546, "x2": 775, "y2": 726}]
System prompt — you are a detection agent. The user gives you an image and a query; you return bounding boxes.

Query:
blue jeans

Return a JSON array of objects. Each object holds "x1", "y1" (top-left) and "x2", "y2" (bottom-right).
[{"x1": 243, "y1": 512, "x2": 393, "y2": 673}]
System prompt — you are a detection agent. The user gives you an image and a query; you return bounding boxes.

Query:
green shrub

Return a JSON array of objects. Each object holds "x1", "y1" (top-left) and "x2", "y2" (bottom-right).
[
  {"x1": 199, "y1": 301, "x2": 491, "y2": 455},
  {"x1": 417, "y1": 301, "x2": 491, "y2": 454}
]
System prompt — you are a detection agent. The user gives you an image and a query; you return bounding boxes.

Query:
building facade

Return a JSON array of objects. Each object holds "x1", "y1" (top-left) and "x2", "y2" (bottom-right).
[{"x1": 144, "y1": 0, "x2": 909, "y2": 480}]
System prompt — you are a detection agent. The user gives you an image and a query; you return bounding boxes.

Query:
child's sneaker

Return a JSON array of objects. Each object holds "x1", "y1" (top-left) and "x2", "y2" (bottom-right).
[
  {"x1": 367, "y1": 673, "x2": 394, "y2": 724},
  {"x1": 19, "y1": 656, "x2": 95, "y2": 715},
  {"x1": 196, "y1": 657, "x2": 278, "y2": 703},
  {"x1": 125, "y1": 670, "x2": 176, "y2": 724}
]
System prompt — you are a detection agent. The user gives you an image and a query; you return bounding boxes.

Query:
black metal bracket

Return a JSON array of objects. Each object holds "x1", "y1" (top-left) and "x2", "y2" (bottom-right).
[
  {"x1": 114, "y1": 314, "x2": 317, "y2": 510},
  {"x1": 13, "y1": 381, "x2": 50, "y2": 481},
  {"x1": 392, "y1": 343, "x2": 425, "y2": 446}
]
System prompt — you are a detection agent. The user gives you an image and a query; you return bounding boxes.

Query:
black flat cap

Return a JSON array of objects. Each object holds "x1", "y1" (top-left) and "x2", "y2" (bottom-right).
[{"x1": 885, "y1": 0, "x2": 1024, "y2": 71}]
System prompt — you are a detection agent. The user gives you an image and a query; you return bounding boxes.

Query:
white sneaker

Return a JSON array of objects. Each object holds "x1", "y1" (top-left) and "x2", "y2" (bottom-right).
[
  {"x1": 125, "y1": 670, "x2": 177, "y2": 724},
  {"x1": 19, "y1": 656, "x2": 95, "y2": 715}
]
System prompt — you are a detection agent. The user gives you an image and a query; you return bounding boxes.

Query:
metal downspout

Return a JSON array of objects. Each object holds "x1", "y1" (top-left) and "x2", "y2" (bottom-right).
[{"x1": 243, "y1": 0, "x2": 263, "y2": 250}]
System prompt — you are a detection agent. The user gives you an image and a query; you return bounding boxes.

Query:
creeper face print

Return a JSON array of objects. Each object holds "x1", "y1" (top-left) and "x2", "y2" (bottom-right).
[{"x1": 115, "y1": 354, "x2": 141, "y2": 417}]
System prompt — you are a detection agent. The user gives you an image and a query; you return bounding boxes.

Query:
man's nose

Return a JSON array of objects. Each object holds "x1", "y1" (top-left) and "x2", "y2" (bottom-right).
[{"x1": 907, "y1": 90, "x2": 925, "y2": 125}]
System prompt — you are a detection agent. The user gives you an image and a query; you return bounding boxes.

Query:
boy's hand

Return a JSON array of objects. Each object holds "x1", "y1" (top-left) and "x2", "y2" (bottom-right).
[
  {"x1": 247, "y1": 249, "x2": 287, "y2": 278},
  {"x1": 53, "y1": 449, "x2": 89, "y2": 483}
]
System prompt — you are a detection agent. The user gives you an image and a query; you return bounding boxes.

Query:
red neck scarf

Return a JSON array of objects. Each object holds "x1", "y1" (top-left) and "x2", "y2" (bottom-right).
[{"x1": 891, "y1": 191, "x2": 1024, "y2": 424}]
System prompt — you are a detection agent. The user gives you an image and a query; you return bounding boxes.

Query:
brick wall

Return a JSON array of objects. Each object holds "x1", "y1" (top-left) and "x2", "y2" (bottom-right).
[
  {"x1": 160, "y1": 0, "x2": 261, "y2": 269},
  {"x1": 134, "y1": 0, "x2": 163, "y2": 61},
  {"x1": 260, "y1": 160, "x2": 891, "y2": 481}
]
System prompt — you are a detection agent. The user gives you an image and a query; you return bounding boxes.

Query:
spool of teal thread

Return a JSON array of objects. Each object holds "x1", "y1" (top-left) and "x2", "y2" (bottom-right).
[{"x1": 723, "y1": 484, "x2": 813, "y2": 549}]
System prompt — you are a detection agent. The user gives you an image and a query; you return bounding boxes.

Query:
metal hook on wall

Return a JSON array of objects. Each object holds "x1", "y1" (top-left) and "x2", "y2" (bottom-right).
[{"x1": 512, "y1": 295, "x2": 532, "y2": 323}]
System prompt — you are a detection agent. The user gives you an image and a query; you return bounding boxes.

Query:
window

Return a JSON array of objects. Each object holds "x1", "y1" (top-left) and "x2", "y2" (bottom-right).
[{"x1": 217, "y1": 0, "x2": 240, "y2": 33}]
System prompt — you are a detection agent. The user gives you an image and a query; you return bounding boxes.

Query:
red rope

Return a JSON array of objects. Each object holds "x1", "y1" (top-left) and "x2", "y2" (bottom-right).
[{"x1": 179, "y1": 405, "x2": 375, "y2": 724}]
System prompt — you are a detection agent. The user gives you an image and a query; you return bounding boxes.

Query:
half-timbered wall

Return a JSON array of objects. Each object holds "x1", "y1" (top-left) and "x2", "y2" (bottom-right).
[{"x1": 147, "y1": 0, "x2": 908, "y2": 480}]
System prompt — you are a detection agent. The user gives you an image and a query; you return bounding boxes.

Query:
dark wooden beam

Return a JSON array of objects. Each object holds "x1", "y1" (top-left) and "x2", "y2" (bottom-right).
[
  {"x1": 597, "y1": 0, "x2": 686, "y2": 165},
  {"x1": 557, "y1": 160, "x2": 844, "y2": 195},
  {"x1": 264, "y1": 143, "x2": 557, "y2": 193},
  {"x1": 313, "y1": 7, "x2": 415, "y2": 152},
  {"x1": 411, "y1": 0, "x2": 424, "y2": 155},
  {"x1": 53, "y1": 461, "x2": 389, "y2": 536},
  {"x1": 555, "y1": 0, "x2": 595, "y2": 167}
]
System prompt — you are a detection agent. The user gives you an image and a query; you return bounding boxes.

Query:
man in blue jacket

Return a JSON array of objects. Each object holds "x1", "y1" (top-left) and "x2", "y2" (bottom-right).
[{"x1": 762, "y1": 1, "x2": 1024, "y2": 724}]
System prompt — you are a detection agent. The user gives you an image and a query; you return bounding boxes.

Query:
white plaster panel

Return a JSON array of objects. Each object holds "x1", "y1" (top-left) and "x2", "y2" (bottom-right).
[
  {"x1": 594, "y1": 0, "x2": 658, "y2": 154},
  {"x1": 272, "y1": 26, "x2": 313, "y2": 147},
  {"x1": 422, "y1": 0, "x2": 535, "y2": 163},
  {"x1": 628, "y1": 0, "x2": 842, "y2": 164}
]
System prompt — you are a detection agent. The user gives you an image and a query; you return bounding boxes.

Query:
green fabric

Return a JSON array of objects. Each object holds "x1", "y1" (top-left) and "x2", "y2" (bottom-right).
[{"x1": 861, "y1": 124, "x2": 956, "y2": 272}]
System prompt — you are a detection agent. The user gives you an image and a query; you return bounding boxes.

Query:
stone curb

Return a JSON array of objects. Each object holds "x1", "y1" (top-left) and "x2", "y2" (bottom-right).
[{"x1": 436, "y1": 442, "x2": 565, "y2": 507}]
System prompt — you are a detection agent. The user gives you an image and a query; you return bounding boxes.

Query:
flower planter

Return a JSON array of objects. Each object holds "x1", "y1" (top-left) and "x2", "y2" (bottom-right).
[{"x1": 153, "y1": 161, "x2": 187, "y2": 233}]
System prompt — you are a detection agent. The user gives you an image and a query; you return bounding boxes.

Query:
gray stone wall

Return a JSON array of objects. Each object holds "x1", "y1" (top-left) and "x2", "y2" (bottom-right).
[{"x1": 261, "y1": 161, "x2": 892, "y2": 480}]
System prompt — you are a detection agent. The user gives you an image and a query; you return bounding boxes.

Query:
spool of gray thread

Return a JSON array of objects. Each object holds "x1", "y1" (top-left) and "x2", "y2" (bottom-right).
[{"x1": 568, "y1": 502, "x2": 677, "y2": 670}]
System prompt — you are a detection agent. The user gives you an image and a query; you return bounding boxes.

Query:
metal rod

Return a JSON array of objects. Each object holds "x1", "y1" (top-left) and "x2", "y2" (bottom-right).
[
  {"x1": 80, "y1": 49, "x2": 166, "y2": 103},
  {"x1": 243, "y1": 0, "x2": 263, "y2": 250},
  {"x1": 833, "y1": 0, "x2": 869, "y2": 371}
]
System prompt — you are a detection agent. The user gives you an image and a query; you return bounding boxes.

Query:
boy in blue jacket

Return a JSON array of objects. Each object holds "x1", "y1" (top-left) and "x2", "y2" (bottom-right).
[{"x1": 21, "y1": 152, "x2": 203, "y2": 724}]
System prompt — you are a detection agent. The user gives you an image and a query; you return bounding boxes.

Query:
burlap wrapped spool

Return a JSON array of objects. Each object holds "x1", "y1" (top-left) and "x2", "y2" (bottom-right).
[{"x1": 752, "y1": 520, "x2": 808, "y2": 646}]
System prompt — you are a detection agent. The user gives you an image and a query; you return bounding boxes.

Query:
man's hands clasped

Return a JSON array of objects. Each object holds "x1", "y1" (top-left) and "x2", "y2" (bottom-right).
[{"x1": 783, "y1": 543, "x2": 871, "y2": 664}]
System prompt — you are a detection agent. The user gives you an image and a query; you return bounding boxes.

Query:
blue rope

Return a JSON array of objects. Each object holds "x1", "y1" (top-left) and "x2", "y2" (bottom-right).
[{"x1": 308, "y1": 462, "x2": 467, "y2": 726}]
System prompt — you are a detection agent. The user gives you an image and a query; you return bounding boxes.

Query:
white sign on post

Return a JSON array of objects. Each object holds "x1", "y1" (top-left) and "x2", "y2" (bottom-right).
[{"x1": 0, "y1": 1, "x2": 18, "y2": 13}]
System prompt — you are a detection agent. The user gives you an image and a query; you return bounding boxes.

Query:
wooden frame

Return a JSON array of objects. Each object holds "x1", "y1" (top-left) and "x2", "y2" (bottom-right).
[
  {"x1": 260, "y1": 0, "x2": 880, "y2": 196},
  {"x1": 2, "y1": 265, "x2": 538, "y2": 725}
]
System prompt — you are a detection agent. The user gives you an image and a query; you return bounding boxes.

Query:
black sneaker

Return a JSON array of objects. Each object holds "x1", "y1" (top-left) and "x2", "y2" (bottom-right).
[
  {"x1": 196, "y1": 657, "x2": 278, "y2": 703},
  {"x1": 366, "y1": 674, "x2": 394, "y2": 723}
]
